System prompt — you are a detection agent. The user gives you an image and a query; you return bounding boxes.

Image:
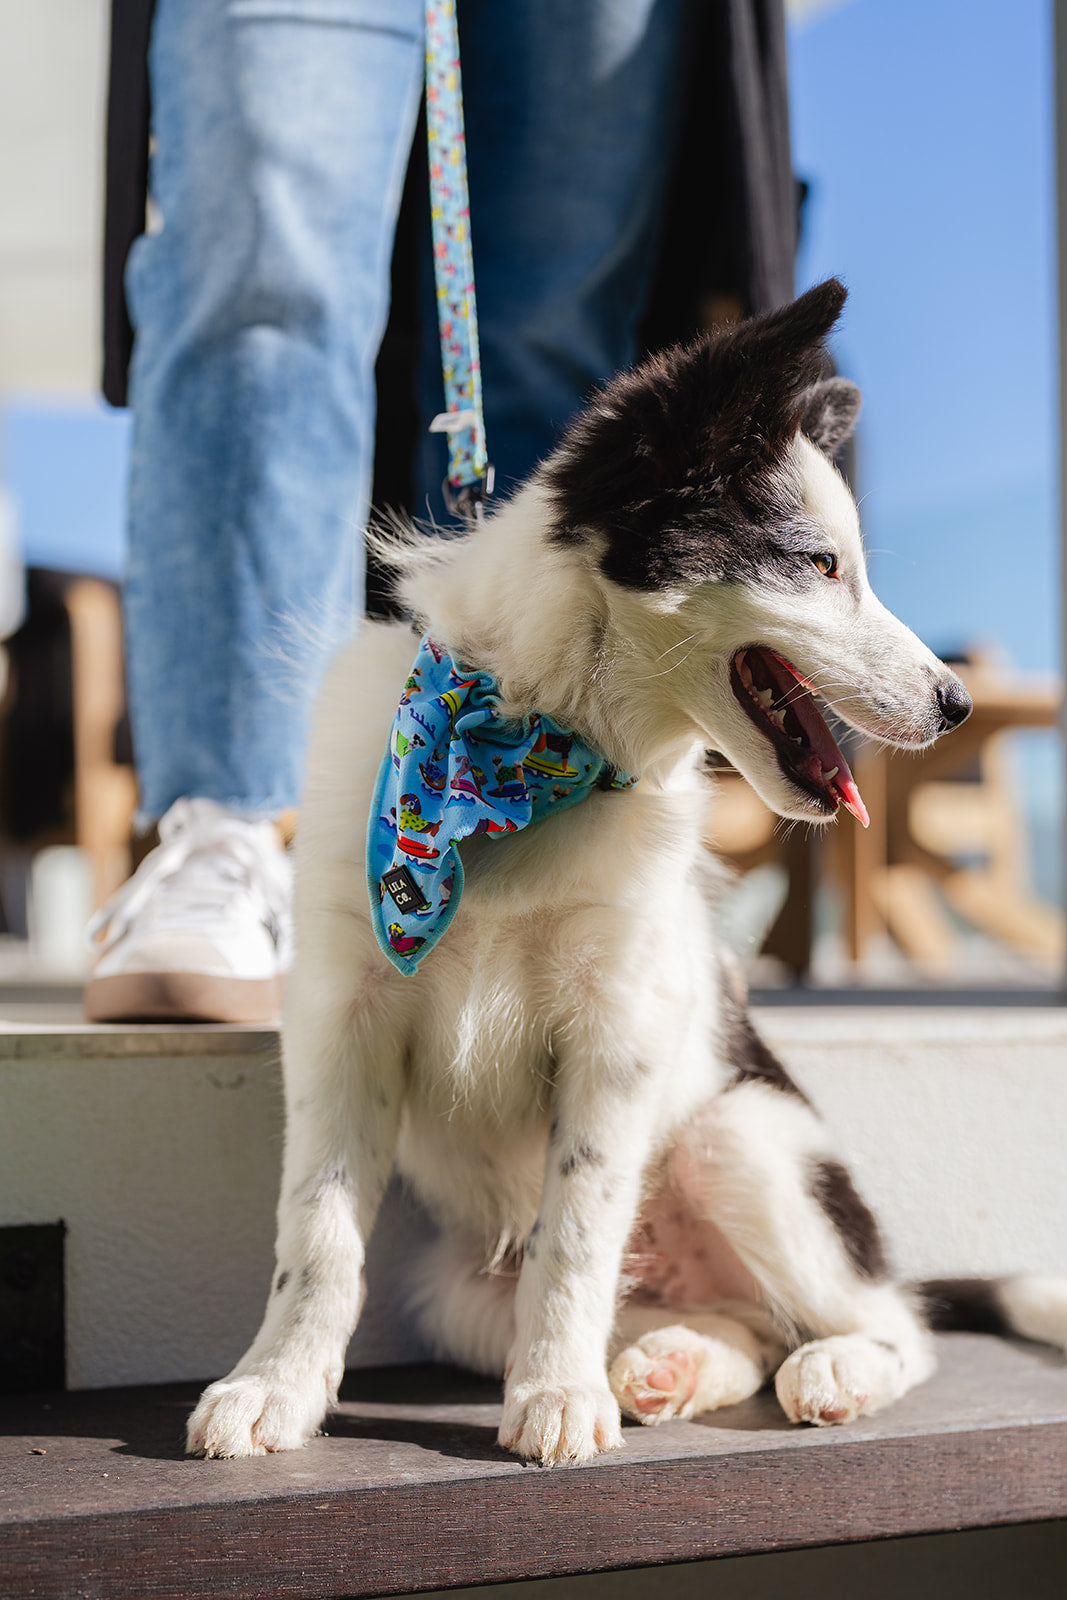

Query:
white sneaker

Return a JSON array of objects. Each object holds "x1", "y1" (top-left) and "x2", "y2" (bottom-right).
[{"x1": 83, "y1": 798, "x2": 292, "y2": 1023}]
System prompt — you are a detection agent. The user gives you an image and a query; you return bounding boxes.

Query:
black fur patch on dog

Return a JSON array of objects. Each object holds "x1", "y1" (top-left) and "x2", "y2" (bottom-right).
[
  {"x1": 728, "y1": 1013, "x2": 811, "y2": 1103},
  {"x1": 720, "y1": 970, "x2": 811, "y2": 1105},
  {"x1": 919, "y1": 1278, "x2": 1011, "y2": 1336},
  {"x1": 810, "y1": 1159, "x2": 889, "y2": 1281},
  {"x1": 544, "y1": 279, "x2": 849, "y2": 591}
]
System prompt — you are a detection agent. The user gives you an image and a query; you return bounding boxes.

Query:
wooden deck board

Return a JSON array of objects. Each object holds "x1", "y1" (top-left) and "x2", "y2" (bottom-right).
[{"x1": 2, "y1": 1335, "x2": 1066, "y2": 1598}]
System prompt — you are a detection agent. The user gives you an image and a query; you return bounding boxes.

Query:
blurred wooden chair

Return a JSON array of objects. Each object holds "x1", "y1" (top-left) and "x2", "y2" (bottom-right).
[
  {"x1": 64, "y1": 578, "x2": 138, "y2": 907},
  {"x1": 705, "y1": 766, "x2": 815, "y2": 978},
  {"x1": 0, "y1": 571, "x2": 137, "y2": 921},
  {"x1": 833, "y1": 657, "x2": 1063, "y2": 970},
  {"x1": 707, "y1": 656, "x2": 1063, "y2": 979}
]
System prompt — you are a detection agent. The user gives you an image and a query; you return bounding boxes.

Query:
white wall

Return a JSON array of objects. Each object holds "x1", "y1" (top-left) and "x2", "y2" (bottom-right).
[
  {"x1": 760, "y1": 1007, "x2": 1067, "y2": 1281},
  {"x1": 0, "y1": 0, "x2": 110, "y2": 393},
  {"x1": 0, "y1": 1037, "x2": 430, "y2": 1387}
]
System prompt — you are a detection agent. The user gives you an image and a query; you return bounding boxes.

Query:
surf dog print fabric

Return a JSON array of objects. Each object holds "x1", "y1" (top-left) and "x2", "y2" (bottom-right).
[{"x1": 368, "y1": 636, "x2": 636, "y2": 974}]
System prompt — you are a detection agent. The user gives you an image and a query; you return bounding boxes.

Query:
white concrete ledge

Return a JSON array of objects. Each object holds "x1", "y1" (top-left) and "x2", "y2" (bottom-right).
[
  {"x1": 0, "y1": 1022, "x2": 278, "y2": 1061},
  {"x1": 3, "y1": 997, "x2": 1063, "y2": 1058}
]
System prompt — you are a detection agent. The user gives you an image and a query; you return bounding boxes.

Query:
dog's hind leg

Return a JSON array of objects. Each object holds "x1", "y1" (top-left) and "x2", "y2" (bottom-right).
[
  {"x1": 670, "y1": 1067, "x2": 935, "y2": 1427},
  {"x1": 609, "y1": 1304, "x2": 786, "y2": 1423},
  {"x1": 410, "y1": 1239, "x2": 786, "y2": 1427},
  {"x1": 409, "y1": 1238, "x2": 784, "y2": 1426},
  {"x1": 409, "y1": 1233, "x2": 517, "y2": 1377},
  {"x1": 187, "y1": 938, "x2": 407, "y2": 1458}
]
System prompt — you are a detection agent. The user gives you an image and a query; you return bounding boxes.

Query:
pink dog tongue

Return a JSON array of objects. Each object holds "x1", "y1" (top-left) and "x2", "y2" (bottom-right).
[
  {"x1": 830, "y1": 770, "x2": 869, "y2": 829},
  {"x1": 763, "y1": 651, "x2": 870, "y2": 829}
]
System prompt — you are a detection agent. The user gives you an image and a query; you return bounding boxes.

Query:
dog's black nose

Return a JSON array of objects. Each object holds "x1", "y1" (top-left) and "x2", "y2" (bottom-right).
[{"x1": 936, "y1": 679, "x2": 972, "y2": 731}]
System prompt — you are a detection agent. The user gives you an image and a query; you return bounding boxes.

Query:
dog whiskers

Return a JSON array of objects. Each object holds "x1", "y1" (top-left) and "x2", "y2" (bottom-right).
[
  {"x1": 631, "y1": 638, "x2": 701, "y2": 682},
  {"x1": 650, "y1": 633, "x2": 699, "y2": 663}
]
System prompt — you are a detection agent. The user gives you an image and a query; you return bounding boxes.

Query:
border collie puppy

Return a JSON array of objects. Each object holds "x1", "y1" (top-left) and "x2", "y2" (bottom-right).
[{"x1": 188, "y1": 279, "x2": 1067, "y2": 1465}]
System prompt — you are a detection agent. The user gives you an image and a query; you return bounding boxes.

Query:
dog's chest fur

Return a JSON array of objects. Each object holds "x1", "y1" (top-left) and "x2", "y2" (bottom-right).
[{"x1": 381, "y1": 759, "x2": 732, "y2": 1250}]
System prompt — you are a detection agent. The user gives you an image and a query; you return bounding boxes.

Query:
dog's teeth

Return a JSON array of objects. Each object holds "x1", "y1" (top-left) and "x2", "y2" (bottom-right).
[
  {"x1": 823, "y1": 766, "x2": 839, "y2": 782},
  {"x1": 755, "y1": 688, "x2": 774, "y2": 708}
]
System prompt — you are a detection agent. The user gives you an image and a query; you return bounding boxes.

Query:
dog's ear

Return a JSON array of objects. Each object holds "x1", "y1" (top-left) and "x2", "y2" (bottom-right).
[
  {"x1": 549, "y1": 278, "x2": 848, "y2": 501},
  {"x1": 698, "y1": 278, "x2": 849, "y2": 470},
  {"x1": 800, "y1": 377, "x2": 861, "y2": 456},
  {"x1": 545, "y1": 279, "x2": 849, "y2": 588}
]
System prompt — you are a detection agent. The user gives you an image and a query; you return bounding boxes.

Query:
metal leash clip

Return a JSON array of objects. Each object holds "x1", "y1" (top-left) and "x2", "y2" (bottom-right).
[{"x1": 442, "y1": 465, "x2": 495, "y2": 524}]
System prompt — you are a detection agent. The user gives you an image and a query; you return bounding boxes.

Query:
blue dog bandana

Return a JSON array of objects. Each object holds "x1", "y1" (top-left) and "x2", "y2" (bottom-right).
[{"x1": 368, "y1": 635, "x2": 637, "y2": 975}]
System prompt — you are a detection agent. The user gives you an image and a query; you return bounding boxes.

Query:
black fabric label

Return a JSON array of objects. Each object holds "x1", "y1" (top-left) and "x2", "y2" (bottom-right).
[{"x1": 383, "y1": 865, "x2": 431, "y2": 914}]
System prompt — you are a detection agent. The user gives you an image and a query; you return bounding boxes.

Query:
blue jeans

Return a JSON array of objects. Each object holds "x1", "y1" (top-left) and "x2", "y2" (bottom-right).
[{"x1": 124, "y1": 0, "x2": 689, "y2": 819}]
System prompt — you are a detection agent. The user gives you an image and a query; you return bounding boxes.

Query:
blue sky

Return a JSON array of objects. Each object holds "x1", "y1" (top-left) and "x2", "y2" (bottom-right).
[
  {"x1": 789, "y1": 0, "x2": 1061, "y2": 902},
  {"x1": 789, "y1": 0, "x2": 1058, "y2": 674},
  {"x1": 1, "y1": 399, "x2": 128, "y2": 580}
]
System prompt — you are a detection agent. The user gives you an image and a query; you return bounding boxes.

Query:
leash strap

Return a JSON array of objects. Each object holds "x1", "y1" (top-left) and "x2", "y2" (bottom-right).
[{"x1": 425, "y1": 0, "x2": 492, "y2": 519}]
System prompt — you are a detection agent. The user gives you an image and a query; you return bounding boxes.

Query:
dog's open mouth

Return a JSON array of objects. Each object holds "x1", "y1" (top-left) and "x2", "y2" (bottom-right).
[{"x1": 730, "y1": 646, "x2": 869, "y2": 827}]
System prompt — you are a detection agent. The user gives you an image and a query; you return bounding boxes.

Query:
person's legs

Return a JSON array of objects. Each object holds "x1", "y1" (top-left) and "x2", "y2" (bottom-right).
[
  {"x1": 416, "y1": 0, "x2": 692, "y2": 515},
  {"x1": 88, "y1": 0, "x2": 424, "y2": 1020},
  {"x1": 125, "y1": 0, "x2": 424, "y2": 820}
]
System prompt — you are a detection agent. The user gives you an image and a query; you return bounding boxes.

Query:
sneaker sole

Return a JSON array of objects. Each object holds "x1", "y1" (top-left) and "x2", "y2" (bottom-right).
[{"x1": 83, "y1": 971, "x2": 284, "y2": 1024}]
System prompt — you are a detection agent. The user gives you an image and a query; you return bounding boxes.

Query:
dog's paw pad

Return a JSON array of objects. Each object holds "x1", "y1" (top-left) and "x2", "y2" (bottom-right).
[
  {"x1": 610, "y1": 1320, "x2": 770, "y2": 1422},
  {"x1": 498, "y1": 1382, "x2": 623, "y2": 1466},
  {"x1": 610, "y1": 1329, "x2": 702, "y2": 1423},
  {"x1": 186, "y1": 1371, "x2": 329, "y2": 1458},
  {"x1": 775, "y1": 1336, "x2": 900, "y2": 1427}
]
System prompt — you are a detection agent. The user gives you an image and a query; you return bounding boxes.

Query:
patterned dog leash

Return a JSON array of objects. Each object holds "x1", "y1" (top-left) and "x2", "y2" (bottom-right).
[{"x1": 425, "y1": 0, "x2": 493, "y2": 521}]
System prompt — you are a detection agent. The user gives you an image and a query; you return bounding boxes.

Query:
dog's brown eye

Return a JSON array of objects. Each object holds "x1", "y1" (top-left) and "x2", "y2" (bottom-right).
[{"x1": 810, "y1": 552, "x2": 838, "y2": 578}]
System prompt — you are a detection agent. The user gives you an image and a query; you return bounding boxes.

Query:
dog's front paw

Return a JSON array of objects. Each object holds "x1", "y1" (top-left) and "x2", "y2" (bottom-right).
[
  {"x1": 775, "y1": 1335, "x2": 902, "y2": 1426},
  {"x1": 498, "y1": 1380, "x2": 623, "y2": 1466},
  {"x1": 186, "y1": 1368, "x2": 333, "y2": 1458}
]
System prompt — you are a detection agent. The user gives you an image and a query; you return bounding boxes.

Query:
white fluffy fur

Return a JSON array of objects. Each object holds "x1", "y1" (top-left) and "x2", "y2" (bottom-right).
[{"x1": 187, "y1": 436, "x2": 1063, "y2": 1466}]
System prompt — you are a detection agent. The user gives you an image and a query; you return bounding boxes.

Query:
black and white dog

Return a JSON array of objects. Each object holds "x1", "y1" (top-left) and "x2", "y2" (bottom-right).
[{"x1": 188, "y1": 279, "x2": 1067, "y2": 1464}]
